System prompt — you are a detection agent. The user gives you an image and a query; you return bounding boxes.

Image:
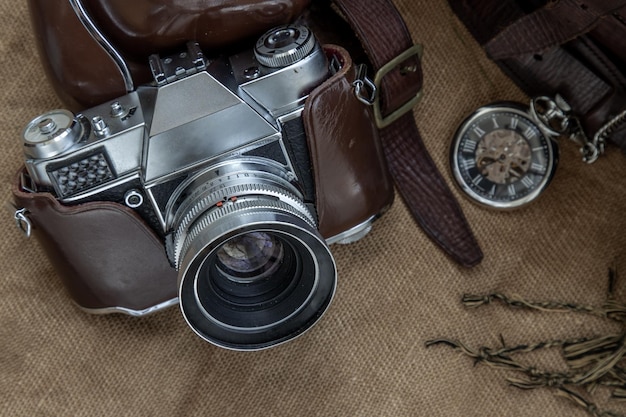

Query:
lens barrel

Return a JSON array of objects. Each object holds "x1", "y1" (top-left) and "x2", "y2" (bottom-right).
[{"x1": 170, "y1": 160, "x2": 336, "y2": 350}]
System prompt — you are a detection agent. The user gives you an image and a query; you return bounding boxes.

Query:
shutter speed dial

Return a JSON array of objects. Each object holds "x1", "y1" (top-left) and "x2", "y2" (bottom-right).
[{"x1": 254, "y1": 24, "x2": 317, "y2": 68}]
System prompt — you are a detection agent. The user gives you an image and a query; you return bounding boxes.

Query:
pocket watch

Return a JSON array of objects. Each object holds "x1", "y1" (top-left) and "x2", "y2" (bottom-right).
[{"x1": 450, "y1": 95, "x2": 603, "y2": 209}]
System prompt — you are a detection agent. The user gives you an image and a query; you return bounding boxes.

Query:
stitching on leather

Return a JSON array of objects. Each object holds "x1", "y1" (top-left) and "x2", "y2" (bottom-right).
[{"x1": 576, "y1": 35, "x2": 626, "y2": 90}]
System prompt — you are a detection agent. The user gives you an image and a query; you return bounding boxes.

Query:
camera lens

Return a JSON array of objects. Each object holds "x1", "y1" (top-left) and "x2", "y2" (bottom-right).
[
  {"x1": 179, "y1": 219, "x2": 335, "y2": 351},
  {"x1": 171, "y1": 160, "x2": 336, "y2": 350}
]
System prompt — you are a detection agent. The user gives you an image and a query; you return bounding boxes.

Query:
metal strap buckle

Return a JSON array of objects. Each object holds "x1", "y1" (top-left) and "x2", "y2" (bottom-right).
[{"x1": 373, "y1": 44, "x2": 424, "y2": 129}]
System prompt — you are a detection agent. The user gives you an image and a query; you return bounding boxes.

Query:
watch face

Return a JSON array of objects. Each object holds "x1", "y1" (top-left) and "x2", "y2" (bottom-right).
[{"x1": 450, "y1": 103, "x2": 558, "y2": 209}]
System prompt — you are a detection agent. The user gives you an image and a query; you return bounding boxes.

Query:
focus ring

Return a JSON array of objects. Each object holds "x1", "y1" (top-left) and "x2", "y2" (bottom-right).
[
  {"x1": 175, "y1": 197, "x2": 315, "y2": 269},
  {"x1": 172, "y1": 181, "x2": 315, "y2": 263}
]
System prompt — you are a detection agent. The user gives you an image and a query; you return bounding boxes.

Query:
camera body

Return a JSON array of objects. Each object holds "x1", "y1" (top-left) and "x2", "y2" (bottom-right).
[
  {"x1": 16, "y1": 25, "x2": 394, "y2": 350},
  {"x1": 24, "y1": 25, "x2": 326, "y2": 237}
]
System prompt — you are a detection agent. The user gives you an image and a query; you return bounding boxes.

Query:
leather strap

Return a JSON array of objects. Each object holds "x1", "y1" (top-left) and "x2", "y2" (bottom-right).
[{"x1": 332, "y1": 0, "x2": 484, "y2": 267}]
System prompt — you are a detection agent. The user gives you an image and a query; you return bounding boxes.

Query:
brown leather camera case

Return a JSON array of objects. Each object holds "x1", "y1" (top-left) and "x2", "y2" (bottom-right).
[{"x1": 28, "y1": 0, "x2": 311, "y2": 110}]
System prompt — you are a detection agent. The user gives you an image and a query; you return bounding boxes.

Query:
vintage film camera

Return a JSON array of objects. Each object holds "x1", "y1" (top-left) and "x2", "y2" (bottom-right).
[{"x1": 14, "y1": 24, "x2": 394, "y2": 350}]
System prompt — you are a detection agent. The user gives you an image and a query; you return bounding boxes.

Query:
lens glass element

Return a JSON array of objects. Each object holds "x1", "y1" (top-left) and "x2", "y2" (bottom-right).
[
  {"x1": 197, "y1": 232, "x2": 302, "y2": 313},
  {"x1": 216, "y1": 232, "x2": 283, "y2": 283}
]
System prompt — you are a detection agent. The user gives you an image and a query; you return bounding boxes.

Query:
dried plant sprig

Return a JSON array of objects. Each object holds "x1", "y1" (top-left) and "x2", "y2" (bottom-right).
[
  {"x1": 461, "y1": 292, "x2": 622, "y2": 321},
  {"x1": 555, "y1": 387, "x2": 624, "y2": 417},
  {"x1": 565, "y1": 335, "x2": 624, "y2": 370},
  {"x1": 427, "y1": 338, "x2": 581, "y2": 389},
  {"x1": 573, "y1": 335, "x2": 626, "y2": 385},
  {"x1": 427, "y1": 268, "x2": 626, "y2": 417},
  {"x1": 426, "y1": 335, "x2": 626, "y2": 416}
]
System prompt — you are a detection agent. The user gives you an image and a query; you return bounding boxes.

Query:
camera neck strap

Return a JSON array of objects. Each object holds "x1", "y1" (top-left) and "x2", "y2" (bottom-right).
[{"x1": 331, "y1": 0, "x2": 484, "y2": 267}]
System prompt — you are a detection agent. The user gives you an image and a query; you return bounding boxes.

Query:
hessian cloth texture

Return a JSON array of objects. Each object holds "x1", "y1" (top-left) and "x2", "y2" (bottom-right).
[{"x1": 2, "y1": 1, "x2": 626, "y2": 416}]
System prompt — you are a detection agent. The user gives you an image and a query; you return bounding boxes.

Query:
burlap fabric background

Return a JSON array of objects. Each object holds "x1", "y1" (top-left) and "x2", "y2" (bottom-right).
[{"x1": 2, "y1": 1, "x2": 626, "y2": 416}]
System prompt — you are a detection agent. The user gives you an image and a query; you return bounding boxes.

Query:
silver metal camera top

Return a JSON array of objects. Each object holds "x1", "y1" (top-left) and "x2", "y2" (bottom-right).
[
  {"x1": 22, "y1": 109, "x2": 87, "y2": 159},
  {"x1": 233, "y1": 24, "x2": 328, "y2": 119},
  {"x1": 254, "y1": 25, "x2": 317, "y2": 68}
]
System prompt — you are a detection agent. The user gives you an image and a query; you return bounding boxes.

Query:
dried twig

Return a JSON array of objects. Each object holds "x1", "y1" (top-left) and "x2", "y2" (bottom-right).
[{"x1": 426, "y1": 268, "x2": 626, "y2": 417}]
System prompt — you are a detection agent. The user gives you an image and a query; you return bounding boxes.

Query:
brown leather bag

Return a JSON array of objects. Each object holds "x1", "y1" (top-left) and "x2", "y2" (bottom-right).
[{"x1": 448, "y1": 0, "x2": 626, "y2": 151}]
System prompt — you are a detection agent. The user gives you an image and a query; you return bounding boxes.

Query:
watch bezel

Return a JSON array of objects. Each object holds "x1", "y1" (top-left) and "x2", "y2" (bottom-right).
[{"x1": 450, "y1": 102, "x2": 559, "y2": 210}]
